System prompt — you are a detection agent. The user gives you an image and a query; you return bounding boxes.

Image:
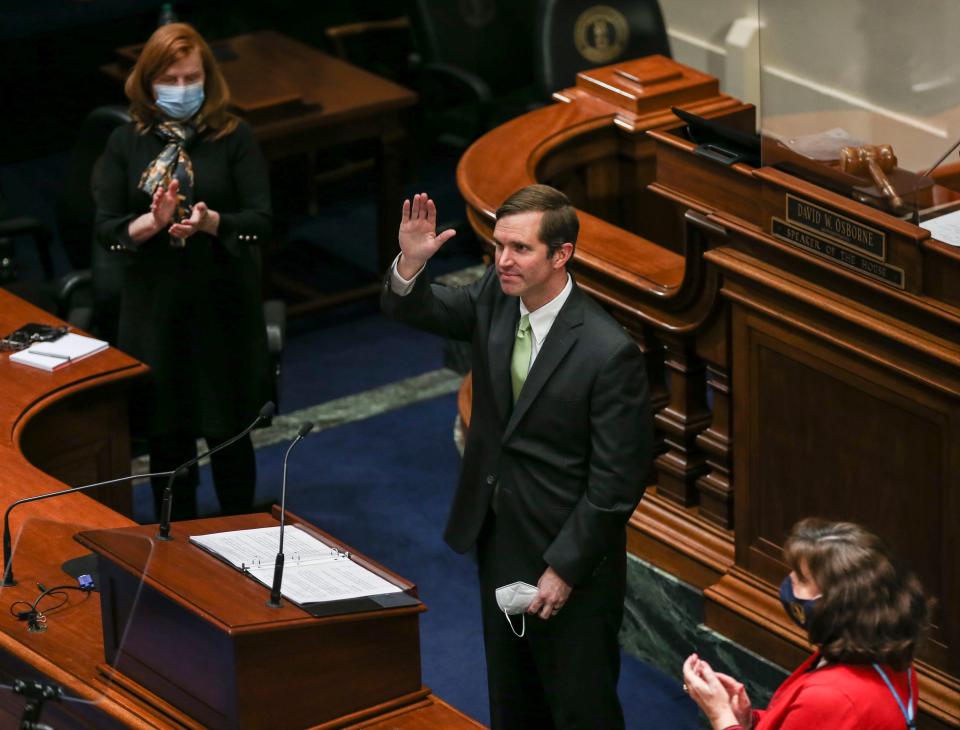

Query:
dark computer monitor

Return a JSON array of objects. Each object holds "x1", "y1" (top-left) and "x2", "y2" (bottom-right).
[{"x1": 671, "y1": 106, "x2": 762, "y2": 167}]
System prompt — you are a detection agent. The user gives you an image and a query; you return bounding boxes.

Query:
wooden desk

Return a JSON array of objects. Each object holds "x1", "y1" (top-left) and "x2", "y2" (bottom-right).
[
  {"x1": 649, "y1": 124, "x2": 960, "y2": 728},
  {"x1": 0, "y1": 289, "x2": 145, "y2": 515},
  {"x1": 456, "y1": 55, "x2": 959, "y2": 728},
  {"x1": 0, "y1": 290, "x2": 482, "y2": 728},
  {"x1": 103, "y1": 31, "x2": 418, "y2": 315}
]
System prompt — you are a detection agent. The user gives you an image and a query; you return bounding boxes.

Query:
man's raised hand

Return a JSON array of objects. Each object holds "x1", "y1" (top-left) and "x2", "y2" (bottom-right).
[{"x1": 397, "y1": 193, "x2": 456, "y2": 279}]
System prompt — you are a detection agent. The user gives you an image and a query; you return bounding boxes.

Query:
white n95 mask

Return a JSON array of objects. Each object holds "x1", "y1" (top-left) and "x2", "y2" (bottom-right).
[{"x1": 495, "y1": 581, "x2": 539, "y2": 638}]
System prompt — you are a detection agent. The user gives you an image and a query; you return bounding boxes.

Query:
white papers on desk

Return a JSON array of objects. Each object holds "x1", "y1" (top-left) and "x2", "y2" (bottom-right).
[
  {"x1": 920, "y1": 208, "x2": 960, "y2": 246},
  {"x1": 245, "y1": 558, "x2": 401, "y2": 605},
  {"x1": 8, "y1": 333, "x2": 108, "y2": 371},
  {"x1": 190, "y1": 525, "x2": 403, "y2": 604}
]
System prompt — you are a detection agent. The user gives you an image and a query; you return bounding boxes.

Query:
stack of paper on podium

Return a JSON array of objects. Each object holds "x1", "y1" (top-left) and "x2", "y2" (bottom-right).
[
  {"x1": 191, "y1": 525, "x2": 404, "y2": 605},
  {"x1": 77, "y1": 512, "x2": 427, "y2": 728},
  {"x1": 9, "y1": 332, "x2": 108, "y2": 371}
]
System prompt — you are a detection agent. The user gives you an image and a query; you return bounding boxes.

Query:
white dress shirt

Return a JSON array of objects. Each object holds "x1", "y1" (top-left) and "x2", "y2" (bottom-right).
[
  {"x1": 389, "y1": 253, "x2": 423, "y2": 296},
  {"x1": 519, "y1": 274, "x2": 572, "y2": 366}
]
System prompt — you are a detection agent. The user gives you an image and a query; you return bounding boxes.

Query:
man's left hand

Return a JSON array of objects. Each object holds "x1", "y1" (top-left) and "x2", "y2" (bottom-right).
[{"x1": 528, "y1": 566, "x2": 572, "y2": 620}]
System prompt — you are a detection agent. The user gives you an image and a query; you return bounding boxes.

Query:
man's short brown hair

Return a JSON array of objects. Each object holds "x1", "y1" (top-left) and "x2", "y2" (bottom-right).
[
  {"x1": 784, "y1": 518, "x2": 931, "y2": 670},
  {"x1": 496, "y1": 184, "x2": 579, "y2": 258}
]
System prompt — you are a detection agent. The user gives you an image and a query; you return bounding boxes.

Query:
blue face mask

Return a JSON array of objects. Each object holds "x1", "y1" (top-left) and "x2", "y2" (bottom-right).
[
  {"x1": 779, "y1": 575, "x2": 819, "y2": 629},
  {"x1": 154, "y1": 82, "x2": 205, "y2": 121}
]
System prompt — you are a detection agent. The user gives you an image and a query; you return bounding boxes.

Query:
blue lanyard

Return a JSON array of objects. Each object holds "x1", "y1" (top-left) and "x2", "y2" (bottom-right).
[{"x1": 872, "y1": 664, "x2": 915, "y2": 729}]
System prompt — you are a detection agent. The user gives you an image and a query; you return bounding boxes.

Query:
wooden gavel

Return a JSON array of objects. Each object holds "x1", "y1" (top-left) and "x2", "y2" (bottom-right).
[{"x1": 839, "y1": 144, "x2": 904, "y2": 209}]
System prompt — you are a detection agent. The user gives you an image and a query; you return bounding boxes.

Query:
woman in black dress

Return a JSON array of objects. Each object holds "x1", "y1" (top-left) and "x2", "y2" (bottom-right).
[{"x1": 95, "y1": 22, "x2": 271, "y2": 520}]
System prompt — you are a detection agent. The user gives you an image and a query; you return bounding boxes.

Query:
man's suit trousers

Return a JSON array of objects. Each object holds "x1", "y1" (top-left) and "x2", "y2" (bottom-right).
[{"x1": 477, "y1": 510, "x2": 626, "y2": 730}]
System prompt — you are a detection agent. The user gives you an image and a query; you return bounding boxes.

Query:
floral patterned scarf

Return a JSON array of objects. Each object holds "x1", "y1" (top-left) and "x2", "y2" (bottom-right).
[{"x1": 138, "y1": 121, "x2": 196, "y2": 247}]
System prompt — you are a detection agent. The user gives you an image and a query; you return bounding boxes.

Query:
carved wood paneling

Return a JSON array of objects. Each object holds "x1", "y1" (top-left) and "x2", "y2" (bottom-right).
[
  {"x1": 653, "y1": 334, "x2": 711, "y2": 507},
  {"x1": 728, "y1": 299, "x2": 957, "y2": 673},
  {"x1": 695, "y1": 362, "x2": 733, "y2": 528}
]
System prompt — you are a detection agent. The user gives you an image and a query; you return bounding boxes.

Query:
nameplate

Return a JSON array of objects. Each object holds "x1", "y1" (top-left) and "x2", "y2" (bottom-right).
[
  {"x1": 786, "y1": 194, "x2": 886, "y2": 260},
  {"x1": 771, "y1": 219, "x2": 905, "y2": 289}
]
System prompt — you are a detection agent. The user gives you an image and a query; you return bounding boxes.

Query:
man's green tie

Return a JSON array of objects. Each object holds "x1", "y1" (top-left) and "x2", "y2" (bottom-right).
[{"x1": 510, "y1": 314, "x2": 532, "y2": 403}]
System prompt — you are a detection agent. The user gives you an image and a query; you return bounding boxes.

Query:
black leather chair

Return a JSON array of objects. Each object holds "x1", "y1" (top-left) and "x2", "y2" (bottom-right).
[
  {"x1": 59, "y1": 105, "x2": 133, "y2": 341},
  {"x1": 0, "y1": 205, "x2": 54, "y2": 283},
  {"x1": 59, "y1": 106, "x2": 132, "y2": 273},
  {"x1": 406, "y1": 0, "x2": 540, "y2": 147},
  {"x1": 0, "y1": 196, "x2": 85, "y2": 317},
  {"x1": 405, "y1": 0, "x2": 670, "y2": 148},
  {"x1": 0, "y1": 106, "x2": 138, "y2": 333},
  {"x1": 534, "y1": 0, "x2": 671, "y2": 96}
]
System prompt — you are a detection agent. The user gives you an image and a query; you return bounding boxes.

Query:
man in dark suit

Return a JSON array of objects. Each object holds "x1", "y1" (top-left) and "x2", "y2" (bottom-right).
[{"x1": 382, "y1": 184, "x2": 652, "y2": 729}]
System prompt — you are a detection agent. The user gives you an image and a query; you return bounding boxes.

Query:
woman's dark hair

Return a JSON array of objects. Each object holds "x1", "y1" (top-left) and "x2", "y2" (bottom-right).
[
  {"x1": 495, "y1": 184, "x2": 579, "y2": 258},
  {"x1": 784, "y1": 518, "x2": 931, "y2": 670},
  {"x1": 125, "y1": 22, "x2": 237, "y2": 138}
]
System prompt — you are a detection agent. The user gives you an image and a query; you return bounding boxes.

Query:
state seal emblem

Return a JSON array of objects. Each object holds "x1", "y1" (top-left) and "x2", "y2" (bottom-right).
[{"x1": 574, "y1": 5, "x2": 630, "y2": 64}]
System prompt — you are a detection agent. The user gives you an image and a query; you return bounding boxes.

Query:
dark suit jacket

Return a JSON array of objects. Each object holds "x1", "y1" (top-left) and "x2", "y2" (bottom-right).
[{"x1": 382, "y1": 265, "x2": 652, "y2": 587}]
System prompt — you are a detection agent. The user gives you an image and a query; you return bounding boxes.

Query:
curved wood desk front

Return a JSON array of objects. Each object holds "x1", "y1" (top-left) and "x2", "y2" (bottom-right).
[
  {"x1": 0, "y1": 288, "x2": 151, "y2": 726},
  {"x1": 0, "y1": 290, "x2": 482, "y2": 729}
]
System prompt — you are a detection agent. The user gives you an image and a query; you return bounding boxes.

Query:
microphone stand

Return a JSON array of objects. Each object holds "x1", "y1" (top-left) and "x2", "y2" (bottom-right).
[
  {"x1": 267, "y1": 422, "x2": 314, "y2": 608},
  {"x1": 157, "y1": 401, "x2": 275, "y2": 541},
  {"x1": 1, "y1": 471, "x2": 174, "y2": 587},
  {"x1": 2, "y1": 678, "x2": 99, "y2": 730},
  {"x1": 12, "y1": 678, "x2": 62, "y2": 730}
]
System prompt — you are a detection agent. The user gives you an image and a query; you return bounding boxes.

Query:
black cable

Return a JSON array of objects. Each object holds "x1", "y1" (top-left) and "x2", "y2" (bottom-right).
[{"x1": 9, "y1": 582, "x2": 94, "y2": 624}]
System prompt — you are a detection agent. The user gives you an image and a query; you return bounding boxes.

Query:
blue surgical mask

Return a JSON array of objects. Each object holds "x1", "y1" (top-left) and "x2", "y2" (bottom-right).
[
  {"x1": 779, "y1": 575, "x2": 819, "y2": 629},
  {"x1": 154, "y1": 82, "x2": 205, "y2": 120}
]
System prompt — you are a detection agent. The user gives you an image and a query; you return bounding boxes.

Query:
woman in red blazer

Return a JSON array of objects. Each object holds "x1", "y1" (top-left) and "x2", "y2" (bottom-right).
[{"x1": 682, "y1": 518, "x2": 930, "y2": 729}]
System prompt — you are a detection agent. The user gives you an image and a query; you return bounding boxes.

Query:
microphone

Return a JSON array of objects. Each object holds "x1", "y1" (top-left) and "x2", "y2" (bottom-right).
[
  {"x1": 911, "y1": 133, "x2": 960, "y2": 225},
  {"x1": 267, "y1": 421, "x2": 314, "y2": 608},
  {"x1": 2, "y1": 470, "x2": 175, "y2": 587},
  {"x1": 157, "y1": 401, "x2": 275, "y2": 541}
]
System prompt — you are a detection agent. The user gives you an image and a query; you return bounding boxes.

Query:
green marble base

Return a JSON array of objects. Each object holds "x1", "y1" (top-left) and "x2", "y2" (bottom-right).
[{"x1": 620, "y1": 555, "x2": 789, "y2": 713}]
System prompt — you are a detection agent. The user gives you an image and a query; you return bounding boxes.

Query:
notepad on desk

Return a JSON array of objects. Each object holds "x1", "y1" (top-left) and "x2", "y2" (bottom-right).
[{"x1": 8, "y1": 333, "x2": 109, "y2": 371}]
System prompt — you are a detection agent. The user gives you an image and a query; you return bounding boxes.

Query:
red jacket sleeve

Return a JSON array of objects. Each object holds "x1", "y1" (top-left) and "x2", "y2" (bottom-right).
[
  {"x1": 719, "y1": 709, "x2": 764, "y2": 729},
  {"x1": 757, "y1": 684, "x2": 857, "y2": 729}
]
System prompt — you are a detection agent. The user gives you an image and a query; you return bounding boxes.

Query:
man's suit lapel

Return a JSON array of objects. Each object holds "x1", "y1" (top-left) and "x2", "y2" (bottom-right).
[
  {"x1": 488, "y1": 297, "x2": 519, "y2": 426},
  {"x1": 503, "y1": 285, "x2": 585, "y2": 442}
]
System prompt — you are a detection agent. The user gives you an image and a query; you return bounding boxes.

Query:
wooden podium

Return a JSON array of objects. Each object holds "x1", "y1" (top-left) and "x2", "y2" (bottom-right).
[{"x1": 76, "y1": 512, "x2": 427, "y2": 730}]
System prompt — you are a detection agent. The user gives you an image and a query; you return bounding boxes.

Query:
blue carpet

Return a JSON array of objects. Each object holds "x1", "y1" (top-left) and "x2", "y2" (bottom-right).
[
  {"x1": 0, "y1": 154, "x2": 72, "y2": 281},
  {"x1": 280, "y1": 310, "x2": 449, "y2": 412}
]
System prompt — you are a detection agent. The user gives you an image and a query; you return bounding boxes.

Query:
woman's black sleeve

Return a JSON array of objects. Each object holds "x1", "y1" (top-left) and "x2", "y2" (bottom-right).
[
  {"x1": 93, "y1": 125, "x2": 140, "y2": 252},
  {"x1": 217, "y1": 121, "x2": 272, "y2": 256}
]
